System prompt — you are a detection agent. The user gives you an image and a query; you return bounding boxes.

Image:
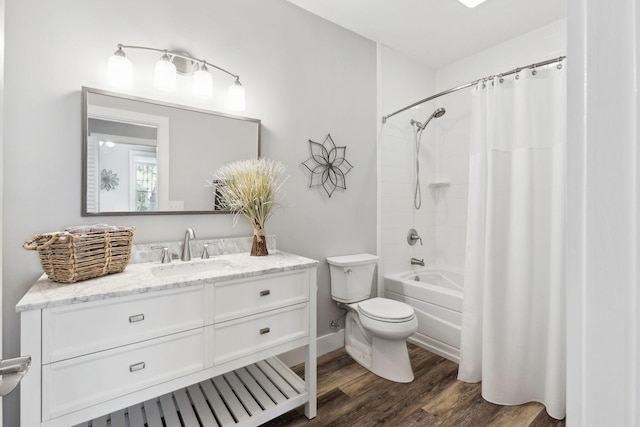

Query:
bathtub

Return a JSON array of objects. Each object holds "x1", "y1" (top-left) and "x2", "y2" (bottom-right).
[{"x1": 384, "y1": 267, "x2": 464, "y2": 363}]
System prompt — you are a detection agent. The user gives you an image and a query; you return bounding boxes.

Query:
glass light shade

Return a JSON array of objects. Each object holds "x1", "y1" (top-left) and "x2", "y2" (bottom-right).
[
  {"x1": 154, "y1": 56, "x2": 177, "y2": 92},
  {"x1": 108, "y1": 54, "x2": 133, "y2": 90},
  {"x1": 228, "y1": 81, "x2": 246, "y2": 111},
  {"x1": 193, "y1": 67, "x2": 213, "y2": 98}
]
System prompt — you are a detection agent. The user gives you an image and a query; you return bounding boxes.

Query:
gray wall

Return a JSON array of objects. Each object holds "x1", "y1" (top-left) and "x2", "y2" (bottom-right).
[{"x1": 3, "y1": 0, "x2": 377, "y2": 424}]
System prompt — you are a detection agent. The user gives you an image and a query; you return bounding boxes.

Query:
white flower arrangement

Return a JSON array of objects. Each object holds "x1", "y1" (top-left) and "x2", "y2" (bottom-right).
[{"x1": 214, "y1": 158, "x2": 287, "y2": 255}]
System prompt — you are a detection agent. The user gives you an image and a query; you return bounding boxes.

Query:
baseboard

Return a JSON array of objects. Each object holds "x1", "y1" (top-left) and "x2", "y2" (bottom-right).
[
  {"x1": 408, "y1": 334, "x2": 460, "y2": 364},
  {"x1": 278, "y1": 329, "x2": 345, "y2": 367}
]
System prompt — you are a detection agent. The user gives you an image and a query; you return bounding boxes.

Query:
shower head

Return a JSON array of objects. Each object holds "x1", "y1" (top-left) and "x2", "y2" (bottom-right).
[{"x1": 411, "y1": 107, "x2": 446, "y2": 130}]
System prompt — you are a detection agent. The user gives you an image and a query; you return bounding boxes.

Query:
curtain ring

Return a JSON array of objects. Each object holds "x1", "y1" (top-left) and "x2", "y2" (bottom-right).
[
  {"x1": 515, "y1": 68, "x2": 520, "y2": 80},
  {"x1": 557, "y1": 57, "x2": 563, "y2": 70},
  {"x1": 498, "y1": 74, "x2": 504, "y2": 83},
  {"x1": 531, "y1": 66, "x2": 537, "y2": 76}
]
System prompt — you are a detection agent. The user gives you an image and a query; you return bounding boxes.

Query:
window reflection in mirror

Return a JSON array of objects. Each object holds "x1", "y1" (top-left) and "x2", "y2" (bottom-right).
[
  {"x1": 82, "y1": 87, "x2": 261, "y2": 216},
  {"x1": 88, "y1": 118, "x2": 160, "y2": 212}
]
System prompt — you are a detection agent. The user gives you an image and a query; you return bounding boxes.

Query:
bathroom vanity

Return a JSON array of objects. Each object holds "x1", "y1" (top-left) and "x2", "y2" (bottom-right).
[{"x1": 17, "y1": 251, "x2": 317, "y2": 427}]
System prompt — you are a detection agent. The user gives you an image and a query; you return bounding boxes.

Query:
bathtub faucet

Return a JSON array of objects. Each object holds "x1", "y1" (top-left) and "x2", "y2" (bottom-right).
[
  {"x1": 407, "y1": 228, "x2": 423, "y2": 246},
  {"x1": 410, "y1": 258, "x2": 425, "y2": 266}
]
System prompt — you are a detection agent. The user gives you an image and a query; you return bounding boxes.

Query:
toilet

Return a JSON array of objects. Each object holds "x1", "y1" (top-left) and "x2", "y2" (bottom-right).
[{"x1": 327, "y1": 253, "x2": 418, "y2": 383}]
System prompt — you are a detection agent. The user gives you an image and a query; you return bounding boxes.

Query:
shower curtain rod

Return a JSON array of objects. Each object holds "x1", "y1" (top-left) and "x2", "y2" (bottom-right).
[{"x1": 381, "y1": 55, "x2": 566, "y2": 123}]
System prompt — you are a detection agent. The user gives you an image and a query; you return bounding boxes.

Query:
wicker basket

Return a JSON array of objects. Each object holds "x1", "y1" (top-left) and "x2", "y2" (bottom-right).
[{"x1": 23, "y1": 227, "x2": 134, "y2": 283}]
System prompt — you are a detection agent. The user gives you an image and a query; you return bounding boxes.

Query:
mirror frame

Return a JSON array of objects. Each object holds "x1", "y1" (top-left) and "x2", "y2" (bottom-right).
[{"x1": 81, "y1": 87, "x2": 261, "y2": 216}]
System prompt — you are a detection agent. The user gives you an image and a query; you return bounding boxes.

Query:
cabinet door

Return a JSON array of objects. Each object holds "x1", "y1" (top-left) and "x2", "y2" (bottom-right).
[
  {"x1": 43, "y1": 286, "x2": 205, "y2": 363},
  {"x1": 42, "y1": 328, "x2": 205, "y2": 420}
]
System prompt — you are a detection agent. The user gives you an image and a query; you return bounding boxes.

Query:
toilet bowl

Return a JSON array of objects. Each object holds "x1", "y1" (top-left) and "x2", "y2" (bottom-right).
[
  {"x1": 345, "y1": 297, "x2": 418, "y2": 382},
  {"x1": 327, "y1": 254, "x2": 418, "y2": 383}
]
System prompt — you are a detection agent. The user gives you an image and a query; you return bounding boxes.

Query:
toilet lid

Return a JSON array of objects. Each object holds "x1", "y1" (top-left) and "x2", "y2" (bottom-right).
[{"x1": 358, "y1": 297, "x2": 415, "y2": 323}]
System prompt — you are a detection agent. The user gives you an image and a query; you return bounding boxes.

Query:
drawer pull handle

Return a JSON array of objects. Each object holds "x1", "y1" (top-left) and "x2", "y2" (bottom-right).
[
  {"x1": 129, "y1": 362, "x2": 145, "y2": 372},
  {"x1": 129, "y1": 314, "x2": 145, "y2": 323},
  {"x1": 260, "y1": 327, "x2": 270, "y2": 335},
  {"x1": 260, "y1": 290, "x2": 271, "y2": 297}
]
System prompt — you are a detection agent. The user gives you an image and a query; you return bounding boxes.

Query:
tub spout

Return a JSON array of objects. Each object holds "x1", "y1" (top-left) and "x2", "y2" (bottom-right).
[{"x1": 410, "y1": 258, "x2": 425, "y2": 266}]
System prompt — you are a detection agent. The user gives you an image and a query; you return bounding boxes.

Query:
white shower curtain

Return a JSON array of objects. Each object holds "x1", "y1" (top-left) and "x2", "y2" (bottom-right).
[{"x1": 458, "y1": 64, "x2": 566, "y2": 419}]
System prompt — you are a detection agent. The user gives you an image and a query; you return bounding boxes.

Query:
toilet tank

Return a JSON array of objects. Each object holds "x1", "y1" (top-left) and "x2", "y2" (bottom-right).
[{"x1": 326, "y1": 254, "x2": 379, "y2": 303}]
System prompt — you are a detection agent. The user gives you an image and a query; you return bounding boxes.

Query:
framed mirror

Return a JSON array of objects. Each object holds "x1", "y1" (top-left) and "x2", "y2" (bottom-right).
[{"x1": 81, "y1": 87, "x2": 261, "y2": 215}]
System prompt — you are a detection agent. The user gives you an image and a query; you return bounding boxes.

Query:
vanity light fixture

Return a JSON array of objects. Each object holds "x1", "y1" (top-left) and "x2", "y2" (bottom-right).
[
  {"x1": 107, "y1": 46, "x2": 133, "y2": 90},
  {"x1": 154, "y1": 50, "x2": 177, "y2": 92},
  {"x1": 192, "y1": 64, "x2": 214, "y2": 98},
  {"x1": 457, "y1": 0, "x2": 487, "y2": 7},
  {"x1": 228, "y1": 78, "x2": 246, "y2": 111},
  {"x1": 107, "y1": 44, "x2": 246, "y2": 111}
]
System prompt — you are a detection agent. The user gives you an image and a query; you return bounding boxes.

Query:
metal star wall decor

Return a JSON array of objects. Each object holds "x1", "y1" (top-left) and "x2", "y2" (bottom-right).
[{"x1": 302, "y1": 134, "x2": 354, "y2": 198}]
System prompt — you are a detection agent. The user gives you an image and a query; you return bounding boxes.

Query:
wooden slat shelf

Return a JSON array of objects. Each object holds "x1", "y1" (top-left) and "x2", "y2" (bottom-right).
[{"x1": 74, "y1": 357, "x2": 307, "y2": 427}]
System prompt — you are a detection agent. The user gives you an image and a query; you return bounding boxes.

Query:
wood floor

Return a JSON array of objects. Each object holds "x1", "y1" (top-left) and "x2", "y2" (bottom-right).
[{"x1": 264, "y1": 344, "x2": 565, "y2": 427}]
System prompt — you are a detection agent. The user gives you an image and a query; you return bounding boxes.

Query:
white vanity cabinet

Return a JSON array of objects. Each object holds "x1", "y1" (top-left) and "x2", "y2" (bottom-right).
[{"x1": 18, "y1": 252, "x2": 317, "y2": 427}]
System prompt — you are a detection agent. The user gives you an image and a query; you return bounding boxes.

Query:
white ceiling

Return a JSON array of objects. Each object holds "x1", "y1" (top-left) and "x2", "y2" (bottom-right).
[{"x1": 286, "y1": 0, "x2": 566, "y2": 69}]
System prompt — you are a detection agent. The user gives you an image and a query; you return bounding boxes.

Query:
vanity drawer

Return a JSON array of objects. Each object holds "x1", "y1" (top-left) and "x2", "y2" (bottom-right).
[
  {"x1": 214, "y1": 269, "x2": 309, "y2": 322},
  {"x1": 43, "y1": 285, "x2": 205, "y2": 363},
  {"x1": 213, "y1": 302, "x2": 309, "y2": 364},
  {"x1": 42, "y1": 328, "x2": 205, "y2": 420}
]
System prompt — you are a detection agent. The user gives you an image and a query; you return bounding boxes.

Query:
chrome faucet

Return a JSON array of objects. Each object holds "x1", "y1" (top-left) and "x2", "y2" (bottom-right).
[
  {"x1": 411, "y1": 258, "x2": 425, "y2": 266},
  {"x1": 181, "y1": 228, "x2": 196, "y2": 261}
]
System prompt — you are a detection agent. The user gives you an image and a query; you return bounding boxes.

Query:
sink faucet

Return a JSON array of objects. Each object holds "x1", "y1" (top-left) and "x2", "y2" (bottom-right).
[
  {"x1": 181, "y1": 228, "x2": 196, "y2": 261},
  {"x1": 411, "y1": 258, "x2": 425, "y2": 266}
]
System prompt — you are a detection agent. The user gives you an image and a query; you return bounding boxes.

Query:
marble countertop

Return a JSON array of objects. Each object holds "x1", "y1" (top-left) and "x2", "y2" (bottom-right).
[{"x1": 16, "y1": 250, "x2": 318, "y2": 312}]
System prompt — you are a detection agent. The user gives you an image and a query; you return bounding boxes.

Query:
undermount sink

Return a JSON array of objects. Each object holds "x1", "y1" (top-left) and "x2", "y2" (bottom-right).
[{"x1": 151, "y1": 259, "x2": 234, "y2": 278}]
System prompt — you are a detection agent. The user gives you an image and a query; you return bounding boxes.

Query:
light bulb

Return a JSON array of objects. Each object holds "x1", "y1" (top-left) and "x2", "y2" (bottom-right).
[
  {"x1": 228, "y1": 79, "x2": 246, "y2": 111},
  {"x1": 154, "y1": 52, "x2": 177, "y2": 92},
  {"x1": 193, "y1": 64, "x2": 213, "y2": 98},
  {"x1": 457, "y1": 0, "x2": 486, "y2": 7},
  {"x1": 108, "y1": 47, "x2": 133, "y2": 90}
]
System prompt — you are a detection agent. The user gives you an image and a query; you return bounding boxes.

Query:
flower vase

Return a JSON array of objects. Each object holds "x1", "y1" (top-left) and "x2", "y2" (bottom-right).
[{"x1": 251, "y1": 224, "x2": 268, "y2": 256}]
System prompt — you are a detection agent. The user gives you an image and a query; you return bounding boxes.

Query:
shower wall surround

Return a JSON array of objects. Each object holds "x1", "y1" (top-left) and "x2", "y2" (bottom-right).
[
  {"x1": 378, "y1": 45, "x2": 436, "y2": 275},
  {"x1": 378, "y1": 19, "x2": 567, "y2": 275}
]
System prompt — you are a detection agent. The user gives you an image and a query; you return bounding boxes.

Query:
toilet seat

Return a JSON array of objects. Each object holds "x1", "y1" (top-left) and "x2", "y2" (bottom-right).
[{"x1": 357, "y1": 297, "x2": 415, "y2": 323}]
